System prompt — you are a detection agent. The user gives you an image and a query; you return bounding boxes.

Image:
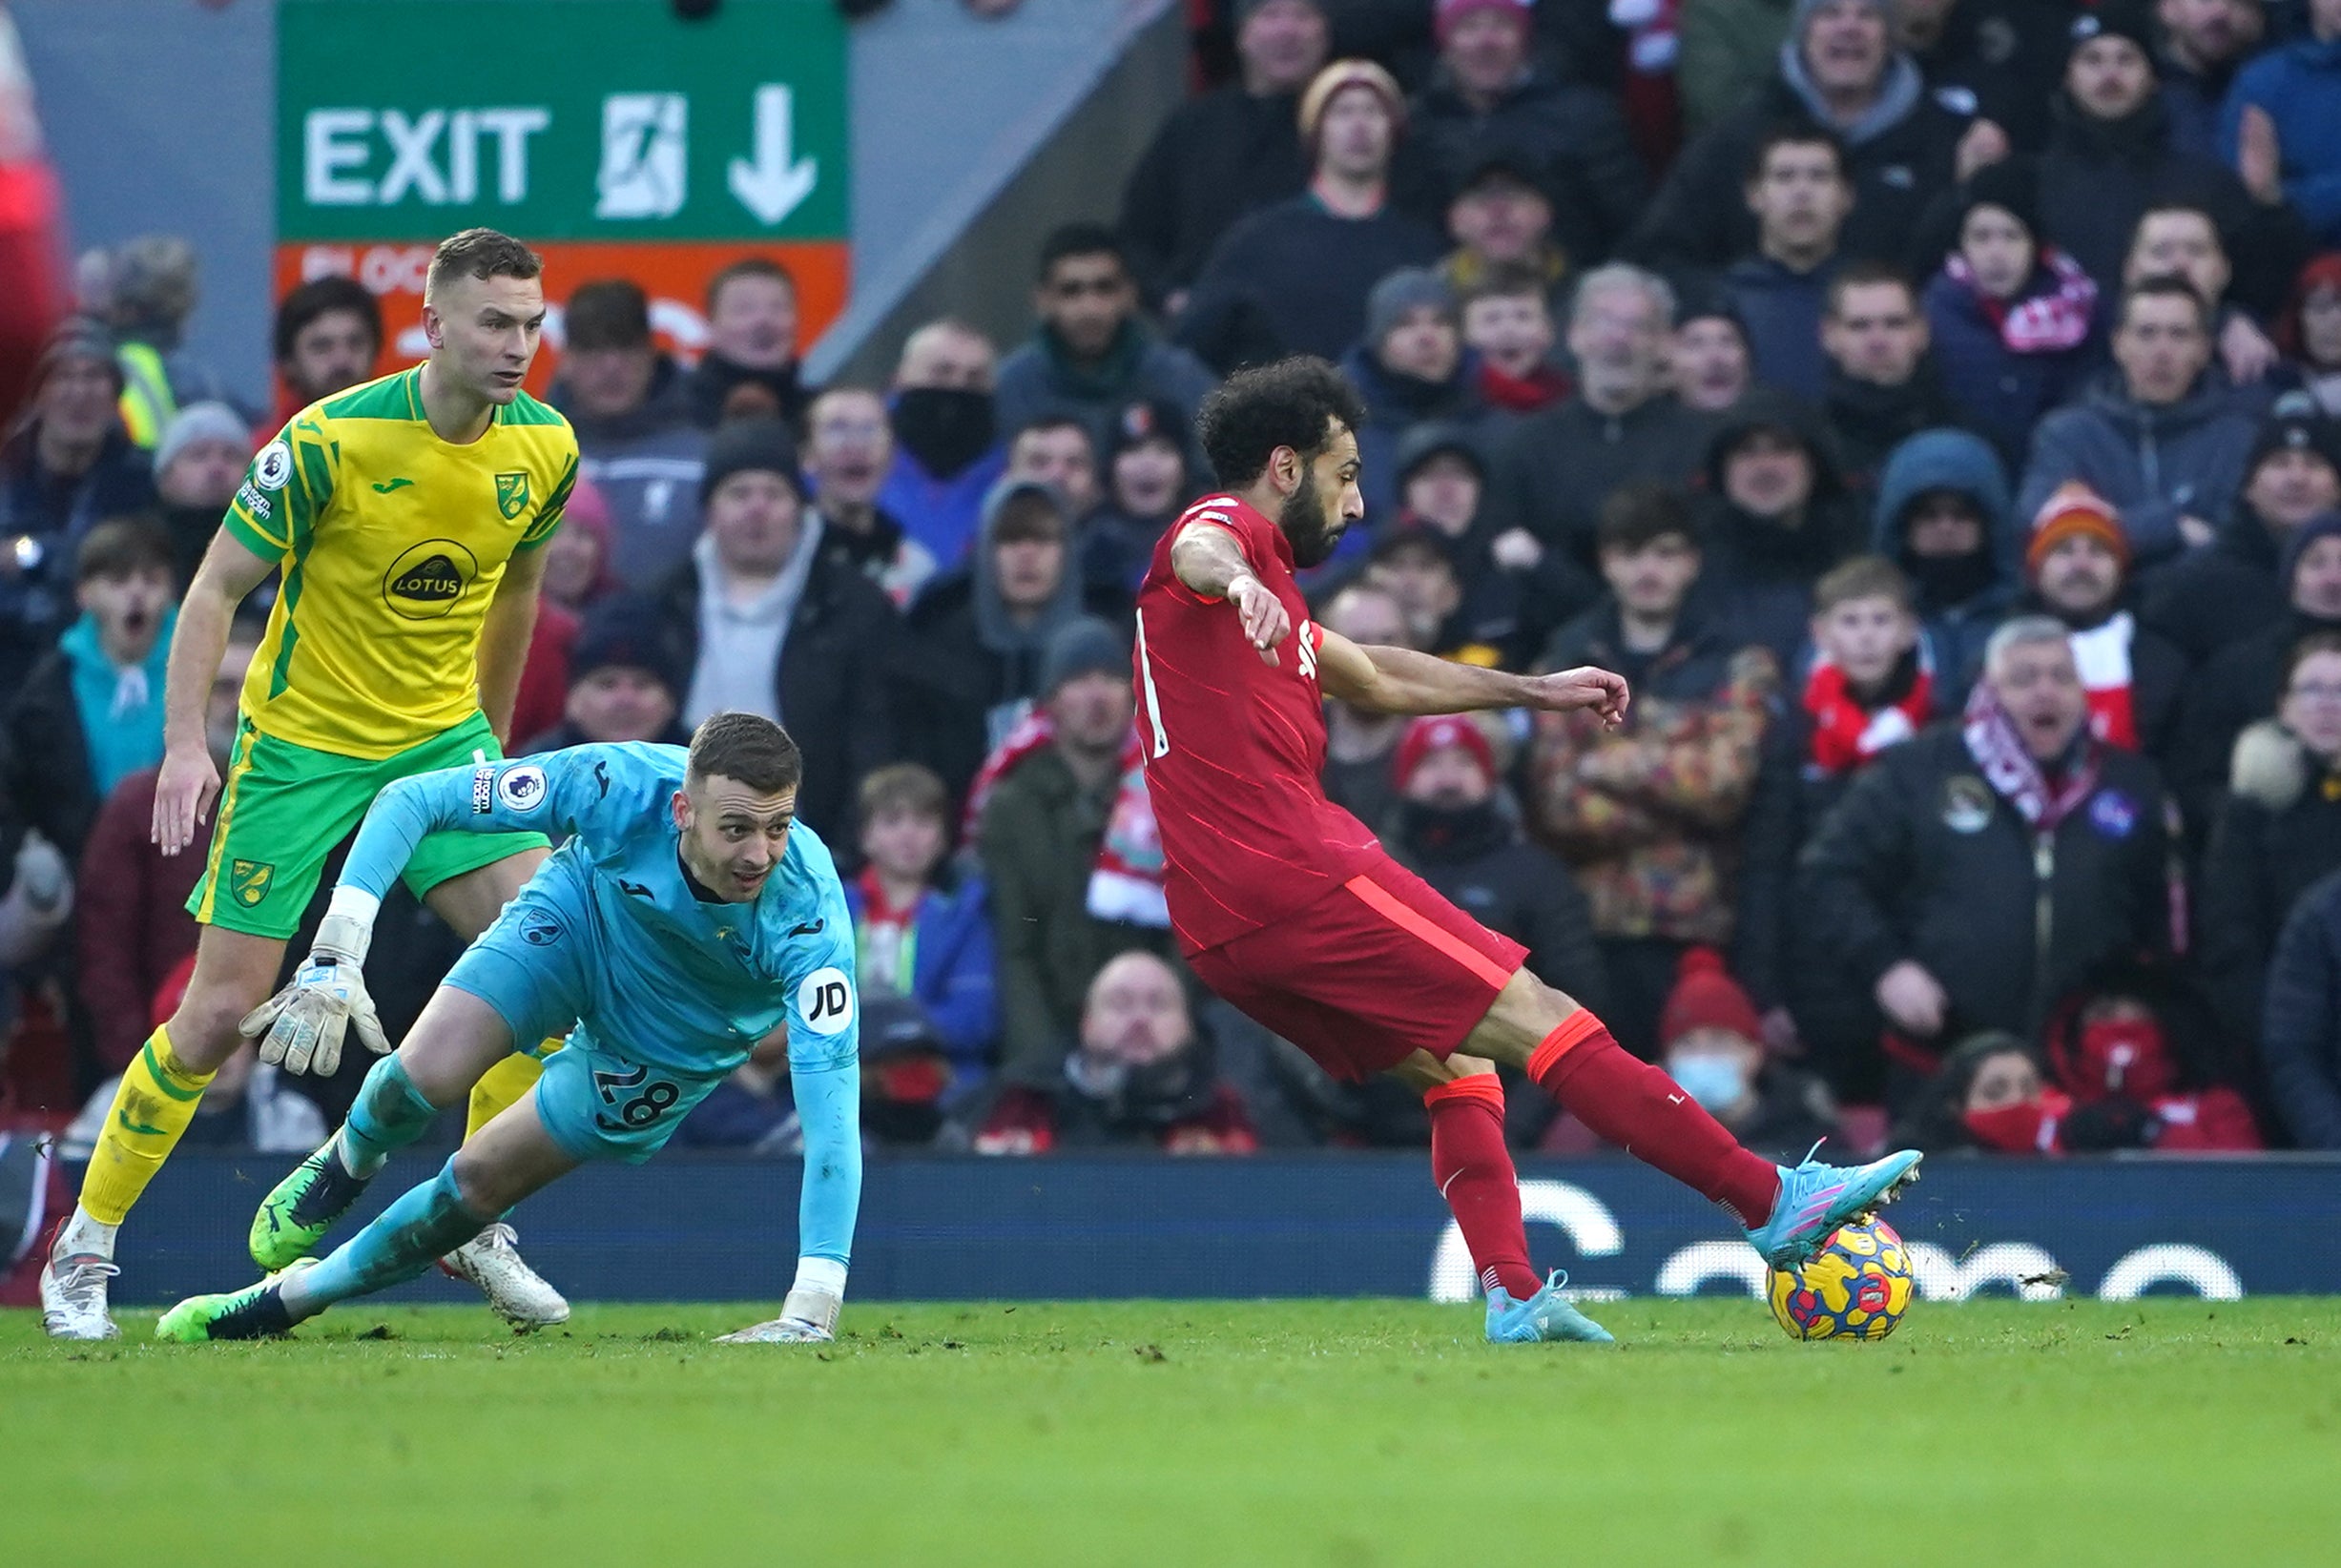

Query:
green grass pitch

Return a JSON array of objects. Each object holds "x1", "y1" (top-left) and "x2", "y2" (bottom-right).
[{"x1": 5, "y1": 1297, "x2": 2336, "y2": 1567}]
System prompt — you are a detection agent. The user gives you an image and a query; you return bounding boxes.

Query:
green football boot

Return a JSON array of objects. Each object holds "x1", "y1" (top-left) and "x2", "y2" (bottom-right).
[
  {"x1": 155, "y1": 1260, "x2": 313, "y2": 1343},
  {"x1": 251, "y1": 1142, "x2": 372, "y2": 1269}
]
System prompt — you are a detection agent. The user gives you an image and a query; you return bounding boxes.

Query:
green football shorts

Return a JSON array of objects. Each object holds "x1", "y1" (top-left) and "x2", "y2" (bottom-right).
[{"x1": 187, "y1": 710, "x2": 549, "y2": 939}]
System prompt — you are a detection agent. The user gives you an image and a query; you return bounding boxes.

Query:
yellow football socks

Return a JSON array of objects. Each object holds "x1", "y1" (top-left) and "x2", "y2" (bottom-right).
[
  {"x1": 80, "y1": 1027, "x2": 218, "y2": 1225},
  {"x1": 463, "y1": 1041, "x2": 561, "y2": 1139}
]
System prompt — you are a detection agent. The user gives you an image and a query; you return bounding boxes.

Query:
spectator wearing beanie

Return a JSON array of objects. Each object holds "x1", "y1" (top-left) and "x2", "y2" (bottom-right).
[
  {"x1": 2036, "y1": 1, "x2": 2307, "y2": 321},
  {"x1": 520, "y1": 594, "x2": 690, "y2": 754},
  {"x1": 1385, "y1": 712, "x2": 1606, "y2": 1021},
  {"x1": 1870, "y1": 429, "x2": 2017, "y2": 708},
  {"x1": 2220, "y1": 0, "x2": 2341, "y2": 251},
  {"x1": 1, "y1": 318, "x2": 156, "y2": 687},
  {"x1": 1656, "y1": 947, "x2": 1835, "y2": 1162},
  {"x1": 1118, "y1": 0, "x2": 1328, "y2": 309},
  {"x1": 1626, "y1": 0, "x2": 1981, "y2": 283},
  {"x1": 2144, "y1": 398, "x2": 2341, "y2": 663},
  {"x1": 149, "y1": 401, "x2": 252, "y2": 588},
  {"x1": 2017, "y1": 277, "x2": 2261, "y2": 571},
  {"x1": 1690, "y1": 389, "x2": 1866, "y2": 670},
  {"x1": 2170, "y1": 509, "x2": 2341, "y2": 829},
  {"x1": 1179, "y1": 59, "x2": 1446, "y2": 367},
  {"x1": 547, "y1": 279, "x2": 709, "y2": 589},
  {"x1": 1921, "y1": 156, "x2": 2103, "y2": 467},
  {"x1": 1670, "y1": 293, "x2": 1756, "y2": 413},
  {"x1": 901, "y1": 478, "x2": 1099, "y2": 806},
  {"x1": 653, "y1": 417, "x2": 902, "y2": 845},
  {"x1": 2015, "y1": 482, "x2": 2186, "y2": 757},
  {"x1": 974, "y1": 615, "x2": 1180, "y2": 1110},
  {"x1": 1343, "y1": 268, "x2": 1489, "y2": 531},
  {"x1": 1409, "y1": 0, "x2": 1647, "y2": 261}
]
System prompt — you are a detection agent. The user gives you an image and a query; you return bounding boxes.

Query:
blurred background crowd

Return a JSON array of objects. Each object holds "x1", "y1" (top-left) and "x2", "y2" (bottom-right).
[{"x1": 5, "y1": 0, "x2": 2341, "y2": 1171}]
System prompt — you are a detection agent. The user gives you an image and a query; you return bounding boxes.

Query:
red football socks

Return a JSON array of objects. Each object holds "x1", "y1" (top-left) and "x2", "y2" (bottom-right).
[
  {"x1": 1527, "y1": 1011, "x2": 1783, "y2": 1228},
  {"x1": 1423, "y1": 1074, "x2": 1542, "y2": 1299}
]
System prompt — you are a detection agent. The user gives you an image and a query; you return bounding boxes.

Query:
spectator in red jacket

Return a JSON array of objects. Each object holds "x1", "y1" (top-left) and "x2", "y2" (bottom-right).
[{"x1": 73, "y1": 617, "x2": 259, "y2": 1071}]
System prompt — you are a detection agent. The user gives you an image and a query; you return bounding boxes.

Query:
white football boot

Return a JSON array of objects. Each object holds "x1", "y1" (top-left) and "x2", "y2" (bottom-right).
[
  {"x1": 40, "y1": 1246, "x2": 122, "y2": 1341},
  {"x1": 437, "y1": 1223, "x2": 569, "y2": 1329}
]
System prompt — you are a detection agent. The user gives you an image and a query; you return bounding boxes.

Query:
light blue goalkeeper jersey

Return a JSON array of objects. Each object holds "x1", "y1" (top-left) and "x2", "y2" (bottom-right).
[{"x1": 342, "y1": 742, "x2": 859, "y2": 1080}]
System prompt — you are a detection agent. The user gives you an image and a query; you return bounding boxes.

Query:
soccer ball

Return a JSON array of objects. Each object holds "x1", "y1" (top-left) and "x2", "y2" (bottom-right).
[{"x1": 1767, "y1": 1216, "x2": 1915, "y2": 1341}]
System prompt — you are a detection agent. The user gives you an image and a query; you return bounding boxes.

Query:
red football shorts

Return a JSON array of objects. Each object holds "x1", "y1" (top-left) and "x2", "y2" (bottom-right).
[{"x1": 1186, "y1": 852, "x2": 1526, "y2": 1082}]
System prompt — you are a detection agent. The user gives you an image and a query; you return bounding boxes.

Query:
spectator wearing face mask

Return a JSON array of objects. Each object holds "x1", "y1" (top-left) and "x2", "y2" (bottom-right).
[
  {"x1": 1082, "y1": 399, "x2": 1192, "y2": 600},
  {"x1": 1923, "y1": 157, "x2": 2104, "y2": 467},
  {"x1": 1669, "y1": 295, "x2": 1757, "y2": 414},
  {"x1": 148, "y1": 401, "x2": 250, "y2": 589},
  {"x1": 1657, "y1": 947, "x2": 1836, "y2": 1161},
  {"x1": 71, "y1": 617, "x2": 260, "y2": 1073},
  {"x1": 878, "y1": 319, "x2": 1008, "y2": 571},
  {"x1": 2169, "y1": 509, "x2": 2341, "y2": 820},
  {"x1": 1343, "y1": 268, "x2": 1487, "y2": 530},
  {"x1": 2015, "y1": 484, "x2": 2186, "y2": 758},
  {"x1": 548, "y1": 279, "x2": 709, "y2": 589},
  {"x1": 994, "y1": 225, "x2": 1215, "y2": 473},
  {"x1": 1800, "y1": 619, "x2": 2183, "y2": 1108},
  {"x1": 684, "y1": 258, "x2": 808, "y2": 432},
  {"x1": 2143, "y1": 398, "x2": 2341, "y2": 663},
  {"x1": 1871, "y1": 429, "x2": 2018, "y2": 707},
  {"x1": 1890, "y1": 1032, "x2": 2063, "y2": 1153},
  {"x1": 901, "y1": 480, "x2": 1092, "y2": 805},
  {"x1": 518, "y1": 595, "x2": 689, "y2": 754},
  {"x1": 2199, "y1": 632, "x2": 2341, "y2": 1062},
  {"x1": 4, "y1": 518, "x2": 177, "y2": 864}
]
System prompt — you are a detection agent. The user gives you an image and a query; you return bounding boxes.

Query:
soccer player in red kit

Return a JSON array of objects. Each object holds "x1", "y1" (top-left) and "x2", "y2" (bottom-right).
[{"x1": 1135, "y1": 359, "x2": 1920, "y2": 1342}]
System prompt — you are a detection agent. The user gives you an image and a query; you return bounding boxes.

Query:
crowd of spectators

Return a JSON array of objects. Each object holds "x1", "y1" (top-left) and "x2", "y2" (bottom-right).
[{"x1": 10, "y1": 0, "x2": 2341, "y2": 1166}]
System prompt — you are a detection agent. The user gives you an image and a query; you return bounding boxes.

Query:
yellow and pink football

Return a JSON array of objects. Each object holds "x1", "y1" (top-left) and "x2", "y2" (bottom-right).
[{"x1": 1767, "y1": 1216, "x2": 1915, "y2": 1341}]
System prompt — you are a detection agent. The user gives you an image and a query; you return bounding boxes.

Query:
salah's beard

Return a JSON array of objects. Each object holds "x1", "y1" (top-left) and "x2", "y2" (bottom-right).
[{"x1": 1279, "y1": 469, "x2": 1343, "y2": 567}]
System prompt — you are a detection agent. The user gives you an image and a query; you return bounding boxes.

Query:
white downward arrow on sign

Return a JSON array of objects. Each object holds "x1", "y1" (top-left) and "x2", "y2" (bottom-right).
[{"x1": 728, "y1": 84, "x2": 818, "y2": 225}]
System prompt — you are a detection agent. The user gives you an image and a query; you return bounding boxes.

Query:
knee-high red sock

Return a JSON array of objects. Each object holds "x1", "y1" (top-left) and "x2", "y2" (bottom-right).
[
  {"x1": 1424, "y1": 1075, "x2": 1542, "y2": 1299},
  {"x1": 1527, "y1": 1012, "x2": 1782, "y2": 1228}
]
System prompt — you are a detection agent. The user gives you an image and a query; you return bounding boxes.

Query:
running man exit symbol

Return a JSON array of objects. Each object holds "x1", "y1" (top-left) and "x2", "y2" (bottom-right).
[{"x1": 596, "y1": 93, "x2": 688, "y2": 218}]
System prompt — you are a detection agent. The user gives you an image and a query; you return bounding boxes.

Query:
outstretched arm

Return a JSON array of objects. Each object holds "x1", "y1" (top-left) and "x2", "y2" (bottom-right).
[{"x1": 1315, "y1": 626, "x2": 1628, "y2": 725}]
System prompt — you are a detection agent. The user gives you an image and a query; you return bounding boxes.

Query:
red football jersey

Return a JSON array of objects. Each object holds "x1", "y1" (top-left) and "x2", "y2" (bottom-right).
[{"x1": 1134, "y1": 494, "x2": 1382, "y2": 953}]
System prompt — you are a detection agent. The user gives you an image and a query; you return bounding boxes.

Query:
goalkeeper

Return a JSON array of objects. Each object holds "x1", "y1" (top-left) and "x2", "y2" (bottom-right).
[{"x1": 163, "y1": 713, "x2": 862, "y2": 1344}]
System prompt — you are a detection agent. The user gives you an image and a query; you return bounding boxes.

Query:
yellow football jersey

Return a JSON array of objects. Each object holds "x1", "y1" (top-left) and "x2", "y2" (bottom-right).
[{"x1": 224, "y1": 367, "x2": 578, "y2": 759}]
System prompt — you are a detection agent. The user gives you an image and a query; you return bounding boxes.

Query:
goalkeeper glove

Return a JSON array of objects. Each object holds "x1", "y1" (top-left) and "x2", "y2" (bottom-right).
[{"x1": 240, "y1": 890, "x2": 387, "y2": 1077}]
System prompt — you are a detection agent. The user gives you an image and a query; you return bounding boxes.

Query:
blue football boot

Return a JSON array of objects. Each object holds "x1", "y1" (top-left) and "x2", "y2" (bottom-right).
[
  {"x1": 1485, "y1": 1271, "x2": 1616, "y2": 1345},
  {"x1": 1744, "y1": 1145, "x2": 1923, "y2": 1269}
]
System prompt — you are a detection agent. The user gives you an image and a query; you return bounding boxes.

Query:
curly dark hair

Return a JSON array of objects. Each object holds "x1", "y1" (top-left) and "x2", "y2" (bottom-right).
[{"x1": 1196, "y1": 356, "x2": 1367, "y2": 488}]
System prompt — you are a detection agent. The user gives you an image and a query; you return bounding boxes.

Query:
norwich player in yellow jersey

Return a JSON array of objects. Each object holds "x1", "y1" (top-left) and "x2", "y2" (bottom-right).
[{"x1": 42, "y1": 230, "x2": 578, "y2": 1339}]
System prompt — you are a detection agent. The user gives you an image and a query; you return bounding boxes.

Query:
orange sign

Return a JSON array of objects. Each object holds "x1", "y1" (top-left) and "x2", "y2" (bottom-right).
[{"x1": 271, "y1": 239, "x2": 849, "y2": 399}]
